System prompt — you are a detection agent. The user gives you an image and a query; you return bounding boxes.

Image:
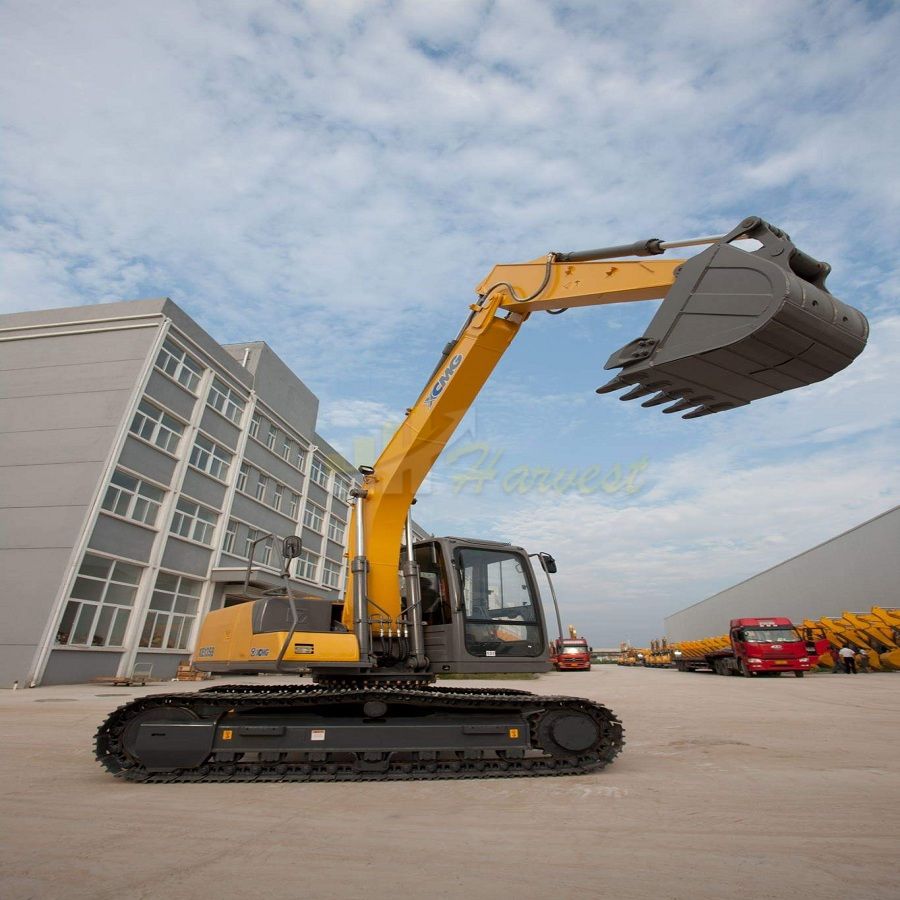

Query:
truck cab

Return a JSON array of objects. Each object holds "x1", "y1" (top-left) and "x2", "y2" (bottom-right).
[
  {"x1": 550, "y1": 638, "x2": 592, "y2": 671},
  {"x1": 725, "y1": 617, "x2": 812, "y2": 677}
]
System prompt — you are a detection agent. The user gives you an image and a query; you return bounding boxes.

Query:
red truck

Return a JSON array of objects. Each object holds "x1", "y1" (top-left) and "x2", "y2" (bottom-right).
[
  {"x1": 675, "y1": 617, "x2": 818, "y2": 677},
  {"x1": 549, "y1": 636, "x2": 592, "y2": 671}
]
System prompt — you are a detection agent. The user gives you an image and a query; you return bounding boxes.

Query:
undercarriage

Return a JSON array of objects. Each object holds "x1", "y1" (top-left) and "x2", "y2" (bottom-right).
[{"x1": 95, "y1": 682, "x2": 624, "y2": 783}]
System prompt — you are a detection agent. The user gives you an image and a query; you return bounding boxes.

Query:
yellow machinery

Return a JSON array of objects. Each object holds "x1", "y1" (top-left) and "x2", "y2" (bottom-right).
[
  {"x1": 617, "y1": 645, "x2": 649, "y2": 666},
  {"x1": 645, "y1": 638, "x2": 675, "y2": 667},
  {"x1": 95, "y1": 216, "x2": 868, "y2": 782},
  {"x1": 804, "y1": 608, "x2": 900, "y2": 671}
]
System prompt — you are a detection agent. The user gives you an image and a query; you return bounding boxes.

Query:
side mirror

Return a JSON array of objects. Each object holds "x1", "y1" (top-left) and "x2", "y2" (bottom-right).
[
  {"x1": 282, "y1": 535, "x2": 303, "y2": 560},
  {"x1": 538, "y1": 553, "x2": 557, "y2": 574}
]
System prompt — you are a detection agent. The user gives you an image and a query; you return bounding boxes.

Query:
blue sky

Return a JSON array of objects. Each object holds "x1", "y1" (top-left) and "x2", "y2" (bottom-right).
[{"x1": 2, "y1": 0, "x2": 898, "y2": 645}]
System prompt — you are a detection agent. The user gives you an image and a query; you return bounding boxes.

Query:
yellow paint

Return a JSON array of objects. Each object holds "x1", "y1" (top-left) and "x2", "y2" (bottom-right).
[{"x1": 193, "y1": 601, "x2": 360, "y2": 669}]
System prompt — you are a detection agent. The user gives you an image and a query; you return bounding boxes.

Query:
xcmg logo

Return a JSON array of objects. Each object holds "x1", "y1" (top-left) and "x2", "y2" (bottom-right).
[{"x1": 424, "y1": 354, "x2": 464, "y2": 408}]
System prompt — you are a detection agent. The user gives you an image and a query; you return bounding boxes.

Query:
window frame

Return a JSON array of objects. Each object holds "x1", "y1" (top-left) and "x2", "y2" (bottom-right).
[
  {"x1": 189, "y1": 433, "x2": 233, "y2": 482},
  {"x1": 207, "y1": 376, "x2": 245, "y2": 424},
  {"x1": 55, "y1": 554, "x2": 142, "y2": 648},
  {"x1": 322, "y1": 558, "x2": 342, "y2": 588},
  {"x1": 296, "y1": 549, "x2": 320, "y2": 582},
  {"x1": 170, "y1": 496, "x2": 218, "y2": 546},
  {"x1": 303, "y1": 501, "x2": 325, "y2": 533},
  {"x1": 130, "y1": 399, "x2": 185, "y2": 454},
  {"x1": 155, "y1": 338, "x2": 203, "y2": 394},
  {"x1": 101, "y1": 468, "x2": 165, "y2": 527},
  {"x1": 139, "y1": 572, "x2": 203, "y2": 651},
  {"x1": 310, "y1": 455, "x2": 330, "y2": 488}
]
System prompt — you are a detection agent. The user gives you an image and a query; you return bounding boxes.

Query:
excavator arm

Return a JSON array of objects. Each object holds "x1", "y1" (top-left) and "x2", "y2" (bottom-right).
[{"x1": 342, "y1": 216, "x2": 869, "y2": 652}]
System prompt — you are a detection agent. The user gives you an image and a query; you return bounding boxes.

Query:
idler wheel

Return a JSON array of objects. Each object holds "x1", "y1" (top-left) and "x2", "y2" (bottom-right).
[
  {"x1": 537, "y1": 709, "x2": 600, "y2": 756},
  {"x1": 121, "y1": 706, "x2": 197, "y2": 764}
]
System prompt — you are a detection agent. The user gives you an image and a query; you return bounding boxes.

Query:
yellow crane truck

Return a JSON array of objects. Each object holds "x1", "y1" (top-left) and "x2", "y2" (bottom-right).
[{"x1": 95, "y1": 216, "x2": 868, "y2": 782}]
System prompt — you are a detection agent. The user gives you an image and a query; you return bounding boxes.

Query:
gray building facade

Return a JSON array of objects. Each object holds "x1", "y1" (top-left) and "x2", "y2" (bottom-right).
[
  {"x1": 0, "y1": 298, "x2": 365, "y2": 686},
  {"x1": 664, "y1": 506, "x2": 900, "y2": 642}
]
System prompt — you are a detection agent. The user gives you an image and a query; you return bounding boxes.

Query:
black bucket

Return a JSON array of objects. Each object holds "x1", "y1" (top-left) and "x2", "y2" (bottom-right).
[{"x1": 597, "y1": 217, "x2": 869, "y2": 418}]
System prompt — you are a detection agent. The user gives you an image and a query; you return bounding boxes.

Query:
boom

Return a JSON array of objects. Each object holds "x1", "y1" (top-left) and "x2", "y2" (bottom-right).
[{"x1": 342, "y1": 257, "x2": 682, "y2": 636}]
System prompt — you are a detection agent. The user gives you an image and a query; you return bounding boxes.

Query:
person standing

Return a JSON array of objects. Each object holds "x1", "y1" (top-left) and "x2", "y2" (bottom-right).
[
  {"x1": 857, "y1": 647, "x2": 871, "y2": 673},
  {"x1": 839, "y1": 644, "x2": 857, "y2": 674},
  {"x1": 830, "y1": 643, "x2": 843, "y2": 673}
]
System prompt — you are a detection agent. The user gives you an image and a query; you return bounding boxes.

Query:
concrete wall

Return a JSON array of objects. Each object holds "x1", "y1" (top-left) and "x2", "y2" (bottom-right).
[
  {"x1": 665, "y1": 506, "x2": 900, "y2": 642},
  {"x1": 0, "y1": 312, "x2": 160, "y2": 686}
]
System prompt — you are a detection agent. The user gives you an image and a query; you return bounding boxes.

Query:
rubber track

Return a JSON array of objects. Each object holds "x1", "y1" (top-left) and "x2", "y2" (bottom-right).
[{"x1": 95, "y1": 684, "x2": 624, "y2": 783}]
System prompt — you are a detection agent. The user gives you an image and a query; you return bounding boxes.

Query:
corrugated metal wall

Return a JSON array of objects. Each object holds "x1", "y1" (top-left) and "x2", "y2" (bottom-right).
[{"x1": 664, "y1": 506, "x2": 900, "y2": 642}]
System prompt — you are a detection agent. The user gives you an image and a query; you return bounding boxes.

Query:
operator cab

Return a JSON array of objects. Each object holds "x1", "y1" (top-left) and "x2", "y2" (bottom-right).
[{"x1": 410, "y1": 536, "x2": 551, "y2": 675}]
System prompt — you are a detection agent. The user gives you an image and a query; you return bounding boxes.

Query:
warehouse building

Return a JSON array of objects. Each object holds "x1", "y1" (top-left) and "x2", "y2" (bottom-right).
[
  {"x1": 0, "y1": 298, "x2": 393, "y2": 687},
  {"x1": 665, "y1": 506, "x2": 900, "y2": 642}
]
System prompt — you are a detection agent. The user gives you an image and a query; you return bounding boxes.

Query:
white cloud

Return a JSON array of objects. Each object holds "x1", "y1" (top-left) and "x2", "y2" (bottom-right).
[{"x1": 1, "y1": 0, "x2": 897, "y2": 642}]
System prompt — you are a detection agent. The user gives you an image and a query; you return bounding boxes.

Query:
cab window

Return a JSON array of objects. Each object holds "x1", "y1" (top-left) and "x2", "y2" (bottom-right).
[{"x1": 414, "y1": 543, "x2": 452, "y2": 626}]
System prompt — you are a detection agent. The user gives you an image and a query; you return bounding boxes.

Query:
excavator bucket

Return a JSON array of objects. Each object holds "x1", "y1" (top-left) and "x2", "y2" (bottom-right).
[{"x1": 598, "y1": 217, "x2": 869, "y2": 418}]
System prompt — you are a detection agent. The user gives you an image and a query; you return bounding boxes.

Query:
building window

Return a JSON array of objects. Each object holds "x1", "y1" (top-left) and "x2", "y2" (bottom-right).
[
  {"x1": 288, "y1": 492, "x2": 299, "y2": 519},
  {"x1": 170, "y1": 497, "x2": 217, "y2": 545},
  {"x1": 237, "y1": 462, "x2": 250, "y2": 493},
  {"x1": 281, "y1": 436, "x2": 293, "y2": 461},
  {"x1": 130, "y1": 399, "x2": 184, "y2": 454},
  {"x1": 244, "y1": 528, "x2": 273, "y2": 566},
  {"x1": 255, "y1": 474, "x2": 268, "y2": 503},
  {"x1": 311, "y1": 455, "x2": 330, "y2": 488},
  {"x1": 207, "y1": 377, "x2": 245, "y2": 423},
  {"x1": 327, "y1": 516, "x2": 346, "y2": 544},
  {"x1": 189, "y1": 434, "x2": 232, "y2": 481},
  {"x1": 101, "y1": 469, "x2": 165, "y2": 527},
  {"x1": 334, "y1": 476, "x2": 351, "y2": 503},
  {"x1": 295, "y1": 446, "x2": 306, "y2": 470},
  {"x1": 265, "y1": 425, "x2": 277, "y2": 450},
  {"x1": 297, "y1": 549, "x2": 319, "y2": 582},
  {"x1": 243, "y1": 527, "x2": 261, "y2": 559},
  {"x1": 273, "y1": 483, "x2": 284, "y2": 512},
  {"x1": 303, "y1": 502, "x2": 324, "y2": 532},
  {"x1": 222, "y1": 520, "x2": 237, "y2": 555},
  {"x1": 55, "y1": 554, "x2": 141, "y2": 647},
  {"x1": 139, "y1": 573, "x2": 202, "y2": 650},
  {"x1": 322, "y1": 559, "x2": 341, "y2": 588},
  {"x1": 155, "y1": 338, "x2": 203, "y2": 393},
  {"x1": 249, "y1": 413, "x2": 261, "y2": 439}
]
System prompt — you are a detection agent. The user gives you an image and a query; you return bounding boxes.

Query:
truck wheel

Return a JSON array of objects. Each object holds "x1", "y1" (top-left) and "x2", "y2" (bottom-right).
[
  {"x1": 794, "y1": 671, "x2": 805, "y2": 678},
  {"x1": 740, "y1": 661, "x2": 753, "y2": 678}
]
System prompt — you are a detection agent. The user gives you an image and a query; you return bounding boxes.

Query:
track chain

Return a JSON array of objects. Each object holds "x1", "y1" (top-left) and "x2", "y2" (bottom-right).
[{"x1": 95, "y1": 684, "x2": 624, "y2": 783}]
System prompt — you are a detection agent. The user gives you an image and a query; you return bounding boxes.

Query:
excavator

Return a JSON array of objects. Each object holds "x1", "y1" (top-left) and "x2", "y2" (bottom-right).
[{"x1": 95, "y1": 216, "x2": 868, "y2": 782}]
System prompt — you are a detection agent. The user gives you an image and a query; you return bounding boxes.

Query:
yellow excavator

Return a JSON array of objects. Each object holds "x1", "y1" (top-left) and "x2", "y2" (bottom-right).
[{"x1": 95, "y1": 216, "x2": 868, "y2": 782}]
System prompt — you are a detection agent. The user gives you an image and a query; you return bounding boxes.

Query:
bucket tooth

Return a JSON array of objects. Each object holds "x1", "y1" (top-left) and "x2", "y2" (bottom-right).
[
  {"x1": 682, "y1": 406, "x2": 716, "y2": 420},
  {"x1": 619, "y1": 385, "x2": 658, "y2": 401},
  {"x1": 596, "y1": 375, "x2": 628, "y2": 395},
  {"x1": 663, "y1": 398, "x2": 705, "y2": 415},
  {"x1": 641, "y1": 392, "x2": 673, "y2": 408}
]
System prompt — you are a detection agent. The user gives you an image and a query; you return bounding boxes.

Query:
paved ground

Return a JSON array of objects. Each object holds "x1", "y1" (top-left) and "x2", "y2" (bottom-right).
[{"x1": 0, "y1": 666, "x2": 897, "y2": 900}]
